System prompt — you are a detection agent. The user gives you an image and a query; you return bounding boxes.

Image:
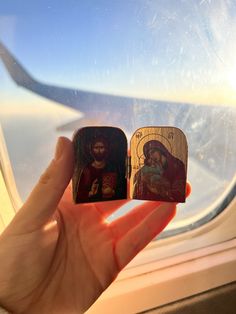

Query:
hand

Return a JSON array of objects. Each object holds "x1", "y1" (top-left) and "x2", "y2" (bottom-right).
[{"x1": 0, "y1": 137, "x2": 191, "y2": 314}]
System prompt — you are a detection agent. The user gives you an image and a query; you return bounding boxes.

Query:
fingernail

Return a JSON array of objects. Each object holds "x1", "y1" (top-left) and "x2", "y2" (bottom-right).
[{"x1": 54, "y1": 137, "x2": 64, "y2": 160}]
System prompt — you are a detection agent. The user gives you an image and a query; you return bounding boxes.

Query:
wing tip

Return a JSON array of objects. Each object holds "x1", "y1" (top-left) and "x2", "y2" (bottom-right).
[{"x1": 0, "y1": 41, "x2": 36, "y2": 88}]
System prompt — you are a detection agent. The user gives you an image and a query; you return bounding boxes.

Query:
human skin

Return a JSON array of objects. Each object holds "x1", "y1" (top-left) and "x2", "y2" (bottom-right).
[{"x1": 0, "y1": 137, "x2": 191, "y2": 314}]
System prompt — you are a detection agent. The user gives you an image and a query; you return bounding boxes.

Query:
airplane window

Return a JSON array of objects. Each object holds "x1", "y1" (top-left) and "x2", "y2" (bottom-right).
[{"x1": 0, "y1": 1, "x2": 235, "y2": 239}]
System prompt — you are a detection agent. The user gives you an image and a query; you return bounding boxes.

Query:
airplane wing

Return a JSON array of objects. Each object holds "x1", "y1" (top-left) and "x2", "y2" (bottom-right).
[
  {"x1": 2, "y1": 41, "x2": 196, "y2": 132},
  {"x1": 0, "y1": 41, "x2": 160, "y2": 129},
  {"x1": 0, "y1": 41, "x2": 141, "y2": 112}
]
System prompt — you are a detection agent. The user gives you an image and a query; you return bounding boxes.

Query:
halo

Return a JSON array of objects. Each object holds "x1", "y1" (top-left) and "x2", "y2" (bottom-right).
[{"x1": 136, "y1": 133, "x2": 172, "y2": 165}]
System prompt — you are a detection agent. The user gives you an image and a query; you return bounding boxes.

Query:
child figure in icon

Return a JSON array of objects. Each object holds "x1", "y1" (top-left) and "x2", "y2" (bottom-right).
[
  {"x1": 74, "y1": 128, "x2": 127, "y2": 203},
  {"x1": 133, "y1": 140, "x2": 186, "y2": 202}
]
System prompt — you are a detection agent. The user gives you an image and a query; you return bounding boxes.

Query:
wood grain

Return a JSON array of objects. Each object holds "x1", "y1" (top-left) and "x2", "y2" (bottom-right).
[{"x1": 130, "y1": 127, "x2": 188, "y2": 202}]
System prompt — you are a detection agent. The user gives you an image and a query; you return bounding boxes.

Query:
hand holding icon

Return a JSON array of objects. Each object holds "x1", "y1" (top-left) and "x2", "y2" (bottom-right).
[{"x1": 0, "y1": 137, "x2": 191, "y2": 314}]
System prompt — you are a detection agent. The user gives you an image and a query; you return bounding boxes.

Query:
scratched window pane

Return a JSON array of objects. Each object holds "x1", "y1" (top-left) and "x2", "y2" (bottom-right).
[{"x1": 0, "y1": 1, "x2": 235, "y2": 236}]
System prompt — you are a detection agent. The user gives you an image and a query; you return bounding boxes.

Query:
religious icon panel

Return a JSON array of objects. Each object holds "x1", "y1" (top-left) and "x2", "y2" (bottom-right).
[
  {"x1": 73, "y1": 126, "x2": 188, "y2": 203},
  {"x1": 72, "y1": 127, "x2": 127, "y2": 203},
  {"x1": 130, "y1": 127, "x2": 188, "y2": 203}
]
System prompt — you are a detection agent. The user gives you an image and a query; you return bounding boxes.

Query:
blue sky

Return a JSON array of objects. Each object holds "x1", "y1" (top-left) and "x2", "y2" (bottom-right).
[{"x1": 1, "y1": 0, "x2": 236, "y2": 107}]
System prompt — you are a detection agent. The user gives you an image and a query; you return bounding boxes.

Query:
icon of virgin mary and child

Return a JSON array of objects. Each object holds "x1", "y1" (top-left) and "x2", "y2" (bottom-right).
[{"x1": 133, "y1": 140, "x2": 186, "y2": 202}]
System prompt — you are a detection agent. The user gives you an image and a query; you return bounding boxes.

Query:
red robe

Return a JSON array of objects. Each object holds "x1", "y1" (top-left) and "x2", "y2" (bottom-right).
[
  {"x1": 133, "y1": 141, "x2": 186, "y2": 202},
  {"x1": 77, "y1": 163, "x2": 126, "y2": 203}
]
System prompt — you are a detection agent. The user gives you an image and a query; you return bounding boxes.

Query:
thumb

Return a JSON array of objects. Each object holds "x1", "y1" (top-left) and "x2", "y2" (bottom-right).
[{"x1": 11, "y1": 137, "x2": 74, "y2": 232}]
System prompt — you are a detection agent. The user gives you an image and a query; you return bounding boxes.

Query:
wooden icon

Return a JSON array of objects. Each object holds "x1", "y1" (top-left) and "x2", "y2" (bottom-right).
[
  {"x1": 130, "y1": 127, "x2": 188, "y2": 202},
  {"x1": 72, "y1": 127, "x2": 127, "y2": 203},
  {"x1": 72, "y1": 126, "x2": 188, "y2": 203}
]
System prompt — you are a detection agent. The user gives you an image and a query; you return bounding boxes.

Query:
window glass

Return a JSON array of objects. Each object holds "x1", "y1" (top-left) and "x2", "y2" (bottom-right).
[{"x1": 0, "y1": 1, "x2": 235, "y2": 235}]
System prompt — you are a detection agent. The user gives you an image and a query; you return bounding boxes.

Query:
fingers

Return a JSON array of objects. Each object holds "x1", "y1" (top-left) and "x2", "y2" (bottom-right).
[
  {"x1": 13, "y1": 137, "x2": 74, "y2": 231},
  {"x1": 114, "y1": 182, "x2": 191, "y2": 269},
  {"x1": 110, "y1": 181, "x2": 191, "y2": 239},
  {"x1": 109, "y1": 200, "x2": 161, "y2": 239},
  {"x1": 115, "y1": 203, "x2": 176, "y2": 270},
  {"x1": 94, "y1": 199, "x2": 130, "y2": 218}
]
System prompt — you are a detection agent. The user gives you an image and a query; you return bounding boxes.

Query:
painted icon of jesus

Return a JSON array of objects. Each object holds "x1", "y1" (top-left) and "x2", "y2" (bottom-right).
[{"x1": 74, "y1": 127, "x2": 127, "y2": 203}]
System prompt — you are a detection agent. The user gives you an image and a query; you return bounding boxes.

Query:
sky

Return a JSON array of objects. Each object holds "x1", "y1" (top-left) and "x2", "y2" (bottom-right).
[{"x1": 1, "y1": 0, "x2": 236, "y2": 111}]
